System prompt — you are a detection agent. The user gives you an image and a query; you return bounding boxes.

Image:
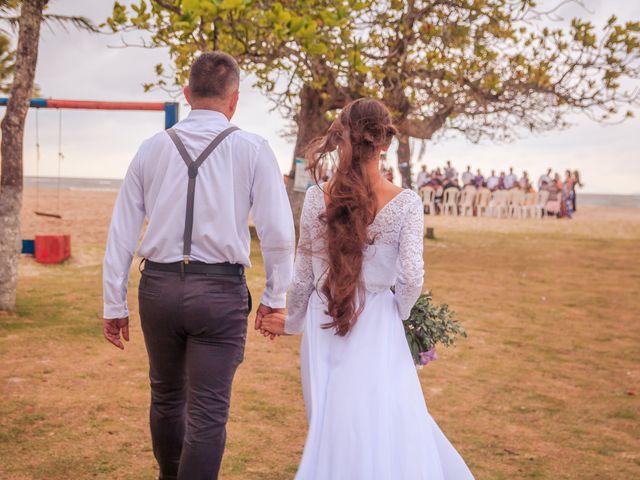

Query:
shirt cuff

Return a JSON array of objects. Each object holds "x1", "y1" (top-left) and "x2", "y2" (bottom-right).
[
  {"x1": 260, "y1": 290, "x2": 287, "y2": 309},
  {"x1": 103, "y1": 303, "x2": 129, "y2": 320}
]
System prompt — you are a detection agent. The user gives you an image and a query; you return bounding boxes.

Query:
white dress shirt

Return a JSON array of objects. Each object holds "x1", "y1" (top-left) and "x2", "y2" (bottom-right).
[
  {"x1": 103, "y1": 109, "x2": 295, "y2": 319},
  {"x1": 486, "y1": 175, "x2": 499, "y2": 190},
  {"x1": 461, "y1": 171, "x2": 473, "y2": 185},
  {"x1": 504, "y1": 174, "x2": 517, "y2": 189}
]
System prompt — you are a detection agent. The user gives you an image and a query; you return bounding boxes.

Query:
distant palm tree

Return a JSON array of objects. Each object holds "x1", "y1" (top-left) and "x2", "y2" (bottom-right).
[{"x1": 0, "y1": 1, "x2": 97, "y2": 311}]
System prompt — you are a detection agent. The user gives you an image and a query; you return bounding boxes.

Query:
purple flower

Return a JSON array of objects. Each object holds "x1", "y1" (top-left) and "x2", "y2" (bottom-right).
[{"x1": 418, "y1": 347, "x2": 438, "y2": 366}]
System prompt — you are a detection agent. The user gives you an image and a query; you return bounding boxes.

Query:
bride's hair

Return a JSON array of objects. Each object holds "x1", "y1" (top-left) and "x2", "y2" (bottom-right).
[{"x1": 306, "y1": 98, "x2": 397, "y2": 336}]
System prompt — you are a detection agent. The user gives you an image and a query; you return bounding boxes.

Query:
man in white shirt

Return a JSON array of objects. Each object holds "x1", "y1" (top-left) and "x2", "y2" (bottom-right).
[
  {"x1": 102, "y1": 52, "x2": 295, "y2": 479},
  {"x1": 416, "y1": 164, "x2": 429, "y2": 188},
  {"x1": 504, "y1": 166, "x2": 518, "y2": 189},
  {"x1": 444, "y1": 160, "x2": 458, "y2": 182},
  {"x1": 486, "y1": 170, "x2": 499, "y2": 190},
  {"x1": 461, "y1": 165, "x2": 473, "y2": 186},
  {"x1": 538, "y1": 167, "x2": 552, "y2": 189}
]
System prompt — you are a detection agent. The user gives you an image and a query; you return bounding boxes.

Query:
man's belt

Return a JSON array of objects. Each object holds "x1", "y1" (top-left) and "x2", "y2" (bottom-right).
[{"x1": 144, "y1": 260, "x2": 244, "y2": 276}]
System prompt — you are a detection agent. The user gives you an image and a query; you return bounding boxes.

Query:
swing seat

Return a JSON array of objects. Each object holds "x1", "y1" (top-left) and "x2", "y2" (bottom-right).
[
  {"x1": 34, "y1": 211, "x2": 62, "y2": 219},
  {"x1": 35, "y1": 234, "x2": 71, "y2": 264}
]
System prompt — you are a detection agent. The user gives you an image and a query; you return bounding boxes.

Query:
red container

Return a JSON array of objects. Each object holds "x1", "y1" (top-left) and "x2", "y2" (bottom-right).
[{"x1": 35, "y1": 235, "x2": 71, "y2": 264}]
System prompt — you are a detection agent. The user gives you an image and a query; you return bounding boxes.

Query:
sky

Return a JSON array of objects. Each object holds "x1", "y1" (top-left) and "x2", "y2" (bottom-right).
[{"x1": 13, "y1": 0, "x2": 640, "y2": 195}]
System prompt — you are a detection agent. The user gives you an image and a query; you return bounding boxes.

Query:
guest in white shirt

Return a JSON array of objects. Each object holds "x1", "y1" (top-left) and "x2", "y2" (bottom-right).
[
  {"x1": 444, "y1": 160, "x2": 458, "y2": 182},
  {"x1": 416, "y1": 164, "x2": 429, "y2": 188},
  {"x1": 504, "y1": 167, "x2": 518, "y2": 189},
  {"x1": 538, "y1": 168, "x2": 552, "y2": 189},
  {"x1": 461, "y1": 165, "x2": 474, "y2": 186},
  {"x1": 486, "y1": 170, "x2": 499, "y2": 190},
  {"x1": 102, "y1": 52, "x2": 295, "y2": 479}
]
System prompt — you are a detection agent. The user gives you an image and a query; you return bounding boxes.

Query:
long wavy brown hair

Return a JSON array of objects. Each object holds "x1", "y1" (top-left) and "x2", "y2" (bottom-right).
[{"x1": 306, "y1": 98, "x2": 397, "y2": 336}]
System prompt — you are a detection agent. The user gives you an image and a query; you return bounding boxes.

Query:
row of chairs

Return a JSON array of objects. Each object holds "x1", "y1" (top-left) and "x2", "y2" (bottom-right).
[{"x1": 419, "y1": 185, "x2": 551, "y2": 219}]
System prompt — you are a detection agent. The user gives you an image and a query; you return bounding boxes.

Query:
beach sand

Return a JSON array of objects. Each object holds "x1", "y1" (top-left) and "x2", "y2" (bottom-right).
[{"x1": 1, "y1": 187, "x2": 638, "y2": 479}]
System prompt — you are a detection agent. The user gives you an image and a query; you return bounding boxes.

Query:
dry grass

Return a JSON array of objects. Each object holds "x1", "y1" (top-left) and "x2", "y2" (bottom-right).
[{"x1": 1, "y1": 189, "x2": 638, "y2": 479}]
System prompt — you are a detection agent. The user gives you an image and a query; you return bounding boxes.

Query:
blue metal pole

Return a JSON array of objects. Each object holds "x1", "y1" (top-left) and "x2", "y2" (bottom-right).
[
  {"x1": 0, "y1": 97, "x2": 48, "y2": 107},
  {"x1": 164, "y1": 102, "x2": 179, "y2": 129}
]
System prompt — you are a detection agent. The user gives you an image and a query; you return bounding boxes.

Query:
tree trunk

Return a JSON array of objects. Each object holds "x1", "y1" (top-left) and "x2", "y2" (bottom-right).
[
  {"x1": 396, "y1": 133, "x2": 413, "y2": 189},
  {"x1": 0, "y1": 0, "x2": 47, "y2": 311},
  {"x1": 286, "y1": 84, "x2": 331, "y2": 230}
]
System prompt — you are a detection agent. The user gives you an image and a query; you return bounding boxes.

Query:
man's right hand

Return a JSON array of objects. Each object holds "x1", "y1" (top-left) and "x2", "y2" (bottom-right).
[
  {"x1": 254, "y1": 303, "x2": 285, "y2": 340},
  {"x1": 103, "y1": 317, "x2": 130, "y2": 350}
]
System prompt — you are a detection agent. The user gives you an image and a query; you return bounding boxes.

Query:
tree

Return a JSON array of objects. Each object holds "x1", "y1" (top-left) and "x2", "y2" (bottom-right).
[
  {"x1": 361, "y1": 0, "x2": 640, "y2": 187},
  {"x1": 0, "y1": 1, "x2": 96, "y2": 312},
  {"x1": 106, "y1": 0, "x2": 372, "y2": 220},
  {"x1": 108, "y1": 1, "x2": 639, "y2": 210}
]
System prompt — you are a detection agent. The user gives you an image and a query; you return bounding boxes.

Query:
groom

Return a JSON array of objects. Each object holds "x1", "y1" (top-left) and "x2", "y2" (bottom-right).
[{"x1": 102, "y1": 51, "x2": 295, "y2": 479}]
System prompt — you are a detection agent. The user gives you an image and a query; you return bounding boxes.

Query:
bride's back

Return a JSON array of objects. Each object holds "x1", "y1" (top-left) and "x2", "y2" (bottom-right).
[{"x1": 301, "y1": 184, "x2": 423, "y2": 295}]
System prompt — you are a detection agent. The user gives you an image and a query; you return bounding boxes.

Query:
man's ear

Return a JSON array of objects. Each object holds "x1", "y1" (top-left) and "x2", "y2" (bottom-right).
[
  {"x1": 381, "y1": 143, "x2": 391, "y2": 152},
  {"x1": 183, "y1": 85, "x2": 191, "y2": 105},
  {"x1": 228, "y1": 90, "x2": 240, "y2": 118}
]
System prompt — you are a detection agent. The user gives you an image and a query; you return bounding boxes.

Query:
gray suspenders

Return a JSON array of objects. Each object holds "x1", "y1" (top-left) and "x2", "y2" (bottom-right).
[{"x1": 166, "y1": 126, "x2": 239, "y2": 270}]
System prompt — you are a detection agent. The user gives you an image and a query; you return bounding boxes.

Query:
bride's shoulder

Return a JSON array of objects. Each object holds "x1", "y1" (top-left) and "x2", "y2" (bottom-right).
[
  {"x1": 394, "y1": 188, "x2": 422, "y2": 210},
  {"x1": 304, "y1": 183, "x2": 324, "y2": 203}
]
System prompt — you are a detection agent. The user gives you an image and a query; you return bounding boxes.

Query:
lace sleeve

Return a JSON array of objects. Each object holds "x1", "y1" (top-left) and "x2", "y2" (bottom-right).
[
  {"x1": 285, "y1": 187, "x2": 318, "y2": 334},
  {"x1": 394, "y1": 193, "x2": 425, "y2": 320}
]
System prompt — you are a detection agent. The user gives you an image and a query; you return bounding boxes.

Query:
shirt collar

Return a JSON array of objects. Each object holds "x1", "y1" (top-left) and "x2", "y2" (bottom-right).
[{"x1": 187, "y1": 109, "x2": 229, "y2": 121}]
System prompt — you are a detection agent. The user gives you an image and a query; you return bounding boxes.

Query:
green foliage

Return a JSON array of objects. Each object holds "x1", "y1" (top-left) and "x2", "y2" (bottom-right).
[
  {"x1": 104, "y1": 0, "x2": 369, "y2": 115},
  {"x1": 0, "y1": 31, "x2": 14, "y2": 94},
  {"x1": 106, "y1": 1, "x2": 640, "y2": 145},
  {"x1": 403, "y1": 291, "x2": 467, "y2": 366}
]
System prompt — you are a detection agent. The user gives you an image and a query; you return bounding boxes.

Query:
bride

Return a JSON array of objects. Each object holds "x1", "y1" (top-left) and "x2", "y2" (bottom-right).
[{"x1": 260, "y1": 98, "x2": 475, "y2": 479}]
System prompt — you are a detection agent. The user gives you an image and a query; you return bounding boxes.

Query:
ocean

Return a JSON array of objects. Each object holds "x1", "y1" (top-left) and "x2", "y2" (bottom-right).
[{"x1": 23, "y1": 176, "x2": 640, "y2": 209}]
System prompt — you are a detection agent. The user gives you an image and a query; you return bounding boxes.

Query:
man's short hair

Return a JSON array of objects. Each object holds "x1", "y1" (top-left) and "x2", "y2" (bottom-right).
[{"x1": 189, "y1": 52, "x2": 240, "y2": 99}]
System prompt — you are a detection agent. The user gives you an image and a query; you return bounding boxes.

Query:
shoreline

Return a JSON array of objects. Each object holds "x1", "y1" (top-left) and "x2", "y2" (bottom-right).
[{"x1": 22, "y1": 178, "x2": 640, "y2": 209}]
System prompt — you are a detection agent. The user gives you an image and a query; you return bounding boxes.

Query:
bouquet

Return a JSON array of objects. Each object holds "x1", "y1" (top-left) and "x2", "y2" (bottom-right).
[{"x1": 403, "y1": 291, "x2": 467, "y2": 367}]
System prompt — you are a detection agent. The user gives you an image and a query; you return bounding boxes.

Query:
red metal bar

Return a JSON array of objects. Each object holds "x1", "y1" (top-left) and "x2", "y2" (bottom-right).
[{"x1": 46, "y1": 99, "x2": 166, "y2": 111}]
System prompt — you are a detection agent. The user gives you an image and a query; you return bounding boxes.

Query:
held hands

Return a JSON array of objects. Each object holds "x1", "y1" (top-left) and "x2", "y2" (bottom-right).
[
  {"x1": 261, "y1": 312, "x2": 286, "y2": 336},
  {"x1": 103, "y1": 317, "x2": 130, "y2": 350},
  {"x1": 254, "y1": 303, "x2": 286, "y2": 340}
]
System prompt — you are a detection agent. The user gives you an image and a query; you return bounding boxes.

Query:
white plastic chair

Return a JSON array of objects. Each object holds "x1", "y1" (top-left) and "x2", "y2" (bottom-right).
[
  {"x1": 442, "y1": 188, "x2": 460, "y2": 216},
  {"x1": 459, "y1": 186, "x2": 476, "y2": 216},
  {"x1": 474, "y1": 188, "x2": 492, "y2": 217},
  {"x1": 533, "y1": 190, "x2": 550, "y2": 219},
  {"x1": 489, "y1": 190, "x2": 509, "y2": 218},
  {"x1": 508, "y1": 189, "x2": 525, "y2": 218},
  {"x1": 419, "y1": 186, "x2": 436, "y2": 215},
  {"x1": 521, "y1": 192, "x2": 536, "y2": 218}
]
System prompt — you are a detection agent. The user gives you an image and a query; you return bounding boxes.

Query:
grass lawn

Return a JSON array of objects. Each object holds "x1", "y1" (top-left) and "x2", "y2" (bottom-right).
[{"x1": 1, "y1": 195, "x2": 639, "y2": 479}]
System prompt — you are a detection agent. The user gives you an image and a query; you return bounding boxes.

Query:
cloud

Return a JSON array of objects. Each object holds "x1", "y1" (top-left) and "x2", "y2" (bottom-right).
[{"x1": 15, "y1": 0, "x2": 640, "y2": 194}]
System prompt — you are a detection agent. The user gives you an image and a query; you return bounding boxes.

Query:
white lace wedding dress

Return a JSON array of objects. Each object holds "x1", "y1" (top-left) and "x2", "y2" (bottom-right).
[{"x1": 284, "y1": 185, "x2": 474, "y2": 480}]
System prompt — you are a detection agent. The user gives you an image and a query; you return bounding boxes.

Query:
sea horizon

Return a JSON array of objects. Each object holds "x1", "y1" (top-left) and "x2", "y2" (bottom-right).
[{"x1": 23, "y1": 175, "x2": 640, "y2": 209}]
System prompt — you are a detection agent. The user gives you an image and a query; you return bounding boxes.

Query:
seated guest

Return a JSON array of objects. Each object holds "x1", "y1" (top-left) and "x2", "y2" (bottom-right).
[
  {"x1": 486, "y1": 170, "x2": 499, "y2": 191},
  {"x1": 444, "y1": 181, "x2": 460, "y2": 191},
  {"x1": 416, "y1": 164, "x2": 429, "y2": 189},
  {"x1": 444, "y1": 160, "x2": 458, "y2": 183},
  {"x1": 538, "y1": 168, "x2": 552, "y2": 190},
  {"x1": 426, "y1": 171, "x2": 442, "y2": 187},
  {"x1": 473, "y1": 169, "x2": 484, "y2": 188},
  {"x1": 461, "y1": 165, "x2": 473, "y2": 186},
  {"x1": 504, "y1": 167, "x2": 517, "y2": 189}
]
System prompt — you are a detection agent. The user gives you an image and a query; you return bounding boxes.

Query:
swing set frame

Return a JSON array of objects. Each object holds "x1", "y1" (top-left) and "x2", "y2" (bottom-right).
[{"x1": 0, "y1": 97, "x2": 179, "y2": 219}]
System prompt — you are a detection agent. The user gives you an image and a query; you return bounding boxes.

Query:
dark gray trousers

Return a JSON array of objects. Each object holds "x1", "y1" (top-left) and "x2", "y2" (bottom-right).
[{"x1": 138, "y1": 268, "x2": 250, "y2": 480}]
